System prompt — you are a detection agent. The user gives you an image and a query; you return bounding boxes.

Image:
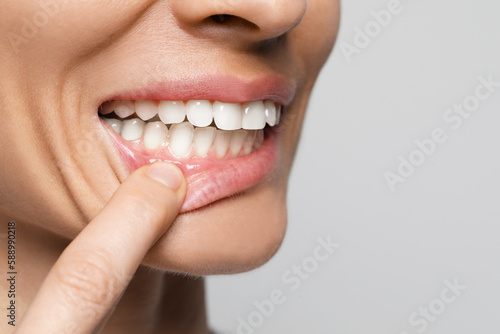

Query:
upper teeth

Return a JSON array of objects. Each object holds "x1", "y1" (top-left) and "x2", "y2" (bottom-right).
[{"x1": 100, "y1": 99, "x2": 281, "y2": 130}]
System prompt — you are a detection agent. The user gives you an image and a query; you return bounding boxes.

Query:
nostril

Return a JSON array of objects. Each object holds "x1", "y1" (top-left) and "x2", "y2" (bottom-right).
[
  {"x1": 211, "y1": 14, "x2": 230, "y2": 24},
  {"x1": 206, "y1": 14, "x2": 259, "y2": 31}
]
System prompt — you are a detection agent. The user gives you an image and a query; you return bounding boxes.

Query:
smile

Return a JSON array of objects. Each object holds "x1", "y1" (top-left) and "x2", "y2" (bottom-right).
[{"x1": 99, "y1": 75, "x2": 294, "y2": 213}]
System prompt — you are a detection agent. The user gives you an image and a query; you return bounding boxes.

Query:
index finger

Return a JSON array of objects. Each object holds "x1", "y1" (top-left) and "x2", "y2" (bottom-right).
[{"x1": 16, "y1": 162, "x2": 186, "y2": 334}]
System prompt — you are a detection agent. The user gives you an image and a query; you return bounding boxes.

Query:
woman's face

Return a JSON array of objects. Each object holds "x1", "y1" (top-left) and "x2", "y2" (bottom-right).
[{"x1": 0, "y1": 0, "x2": 339, "y2": 275}]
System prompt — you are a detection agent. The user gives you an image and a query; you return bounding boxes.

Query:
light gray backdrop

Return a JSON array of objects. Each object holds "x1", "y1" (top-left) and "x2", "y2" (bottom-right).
[{"x1": 207, "y1": 1, "x2": 500, "y2": 333}]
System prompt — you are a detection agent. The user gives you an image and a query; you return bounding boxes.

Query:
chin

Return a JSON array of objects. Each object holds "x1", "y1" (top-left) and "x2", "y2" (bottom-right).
[{"x1": 140, "y1": 170, "x2": 289, "y2": 276}]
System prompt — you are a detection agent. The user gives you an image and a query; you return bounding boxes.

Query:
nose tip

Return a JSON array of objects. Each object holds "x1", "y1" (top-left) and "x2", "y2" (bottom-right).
[{"x1": 172, "y1": 0, "x2": 307, "y2": 42}]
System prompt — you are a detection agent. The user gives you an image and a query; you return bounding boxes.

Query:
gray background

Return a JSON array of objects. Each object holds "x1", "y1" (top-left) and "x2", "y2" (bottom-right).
[{"x1": 207, "y1": 1, "x2": 500, "y2": 333}]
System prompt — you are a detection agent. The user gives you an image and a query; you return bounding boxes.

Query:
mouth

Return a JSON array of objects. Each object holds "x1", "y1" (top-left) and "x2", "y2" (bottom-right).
[{"x1": 98, "y1": 76, "x2": 293, "y2": 212}]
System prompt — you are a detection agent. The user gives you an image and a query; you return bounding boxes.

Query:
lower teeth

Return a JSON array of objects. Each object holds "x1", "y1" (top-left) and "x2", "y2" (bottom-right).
[{"x1": 102, "y1": 117, "x2": 265, "y2": 159}]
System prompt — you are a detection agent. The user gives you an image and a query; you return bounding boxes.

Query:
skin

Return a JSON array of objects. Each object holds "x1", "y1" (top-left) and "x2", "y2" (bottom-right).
[{"x1": 0, "y1": 0, "x2": 339, "y2": 333}]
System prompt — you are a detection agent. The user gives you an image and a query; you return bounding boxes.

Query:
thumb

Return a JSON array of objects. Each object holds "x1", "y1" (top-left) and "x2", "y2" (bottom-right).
[{"x1": 17, "y1": 162, "x2": 186, "y2": 333}]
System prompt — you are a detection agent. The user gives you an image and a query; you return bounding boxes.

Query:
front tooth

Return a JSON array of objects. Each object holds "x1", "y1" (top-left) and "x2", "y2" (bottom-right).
[
  {"x1": 159, "y1": 101, "x2": 185, "y2": 124},
  {"x1": 213, "y1": 102, "x2": 242, "y2": 130},
  {"x1": 194, "y1": 127, "x2": 216, "y2": 157},
  {"x1": 136, "y1": 100, "x2": 158, "y2": 121},
  {"x1": 213, "y1": 130, "x2": 231, "y2": 158},
  {"x1": 121, "y1": 118, "x2": 145, "y2": 141},
  {"x1": 113, "y1": 100, "x2": 135, "y2": 119},
  {"x1": 169, "y1": 122, "x2": 194, "y2": 157},
  {"x1": 229, "y1": 130, "x2": 247, "y2": 157},
  {"x1": 242, "y1": 101, "x2": 266, "y2": 130},
  {"x1": 264, "y1": 101, "x2": 277, "y2": 126},
  {"x1": 186, "y1": 100, "x2": 213, "y2": 127},
  {"x1": 143, "y1": 121, "x2": 168, "y2": 149},
  {"x1": 104, "y1": 118, "x2": 122, "y2": 134}
]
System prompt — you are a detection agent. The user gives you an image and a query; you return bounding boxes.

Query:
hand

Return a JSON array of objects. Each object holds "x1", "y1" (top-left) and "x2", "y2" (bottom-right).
[{"x1": 16, "y1": 162, "x2": 186, "y2": 333}]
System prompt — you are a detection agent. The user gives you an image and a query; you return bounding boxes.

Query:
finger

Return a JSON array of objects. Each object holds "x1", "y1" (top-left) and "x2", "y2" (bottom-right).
[{"x1": 16, "y1": 162, "x2": 186, "y2": 334}]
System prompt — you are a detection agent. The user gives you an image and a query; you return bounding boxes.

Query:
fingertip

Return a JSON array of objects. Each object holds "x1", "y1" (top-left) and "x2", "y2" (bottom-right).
[{"x1": 145, "y1": 162, "x2": 184, "y2": 192}]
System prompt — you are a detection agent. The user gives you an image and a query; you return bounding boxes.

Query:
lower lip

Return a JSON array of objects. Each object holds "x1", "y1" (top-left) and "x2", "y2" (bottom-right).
[{"x1": 100, "y1": 119, "x2": 280, "y2": 212}]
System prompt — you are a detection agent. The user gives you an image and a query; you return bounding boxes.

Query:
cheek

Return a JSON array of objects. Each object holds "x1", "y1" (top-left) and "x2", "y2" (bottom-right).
[
  {"x1": 3, "y1": 0, "x2": 151, "y2": 63},
  {"x1": 143, "y1": 181, "x2": 288, "y2": 275}
]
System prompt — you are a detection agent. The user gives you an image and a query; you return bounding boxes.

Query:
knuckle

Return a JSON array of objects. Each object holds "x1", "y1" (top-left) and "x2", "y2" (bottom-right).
[{"x1": 54, "y1": 250, "x2": 123, "y2": 308}]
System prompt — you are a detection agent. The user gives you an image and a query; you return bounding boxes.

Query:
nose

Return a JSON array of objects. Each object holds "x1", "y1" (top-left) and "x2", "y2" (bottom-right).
[{"x1": 171, "y1": 0, "x2": 307, "y2": 43}]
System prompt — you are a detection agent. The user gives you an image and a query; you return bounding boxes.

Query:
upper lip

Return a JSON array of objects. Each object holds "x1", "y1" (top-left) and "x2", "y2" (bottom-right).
[{"x1": 101, "y1": 73, "x2": 296, "y2": 106}]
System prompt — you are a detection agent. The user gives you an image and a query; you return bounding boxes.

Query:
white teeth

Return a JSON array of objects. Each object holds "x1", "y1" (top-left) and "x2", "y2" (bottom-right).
[
  {"x1": 229, "y1": 130, "x2": 248, "y2": 157},
  {"x1": 113, "y1": 100, "x2": 135, "y2": 119},
  {"x1": 169, "y1": 122, "x2": 194, "y2": 157},
  {"x1": 121, "y1": 118, "x2": 145, "y2": 141},
  {"x1": 213, "y1": 102, "x2": 242, "y2": 131},
  {"x1": 143, "y1": 121, "x2": 168, "y2": 149},
  {"x1": 264, "y1": 100, "x2": 277, "y2": 126},
  {"x1": 104, "y1": 118, "x2": 122, "y2": 133},
  {"x1": 213, "y1": 130, "x2": 231, "y2": 158},
  {"x1": 136, "y1": 100, "x2": 158, "y2": 121},
  {"x1": 101, "y1": 99, "x2": 281, "y2": 158},
  {"x1": 102, "y1": 99, "x2": 281, "y2": 130},
  {"x1": 186, "y1": 100, "x2": 213, "y2": 127},
  {"x1": 194, "y1": 127, "x2": 216, "y2": 157},
  {"x1": 159, "y1": 101, "x2": 185, "y2": 124},
  {"x1": 242, "y1": 101, "x2": 266, "y2": 130}
]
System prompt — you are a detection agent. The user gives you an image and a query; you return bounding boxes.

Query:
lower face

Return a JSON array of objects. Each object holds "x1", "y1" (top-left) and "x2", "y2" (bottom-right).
[{"x1": 0, "y1": 0, "x2": 339, "y2": 275}]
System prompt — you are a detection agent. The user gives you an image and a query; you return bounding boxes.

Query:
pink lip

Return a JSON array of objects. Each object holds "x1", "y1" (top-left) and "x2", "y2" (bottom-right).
[
  {"x1": 101, "y1": 74, "x2": 293, "y2": 213},
  {"x1": 109, "y1": 74, "x2": 295, "y2": 105}
]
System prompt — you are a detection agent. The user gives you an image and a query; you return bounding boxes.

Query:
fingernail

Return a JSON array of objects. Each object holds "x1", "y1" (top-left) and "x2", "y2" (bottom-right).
[{"x1": 146, "y1": 162, "x2": 183, "y2": 191}]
